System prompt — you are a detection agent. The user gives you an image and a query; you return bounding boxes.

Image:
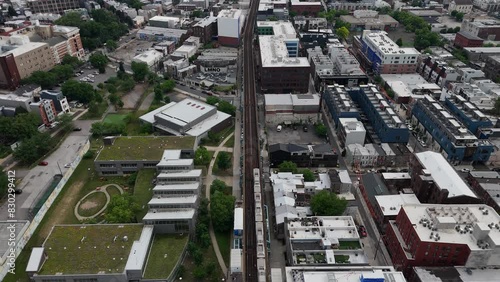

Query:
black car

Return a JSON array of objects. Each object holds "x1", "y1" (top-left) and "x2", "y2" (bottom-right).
[
  {"x1": 190, "y1": 86, "x2": 196, "y2": 90},
  {"x1": 9, "y1": 189, "x2": 22, "y2": 194},
  {"x1": 303, "y1": 126, "x2": 308, "y2": 132},
  {"x1": 73, "y1": 127, "x2": 82, "y2": 131}
]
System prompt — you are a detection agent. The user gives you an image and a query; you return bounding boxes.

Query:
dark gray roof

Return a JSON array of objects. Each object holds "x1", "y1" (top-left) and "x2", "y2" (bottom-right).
[
  {"x1": 312, "y1": 143, "x2": 333, "y2": 153},
  {"x1": 452, "y1": 0, "x2": 473, "y2": 5},
  {"x1": 457, "y1": 31, "x2": 483, "y2": 41},
  {"x1": 269, "y1": 143, "x2": 309, "y2": 153}
]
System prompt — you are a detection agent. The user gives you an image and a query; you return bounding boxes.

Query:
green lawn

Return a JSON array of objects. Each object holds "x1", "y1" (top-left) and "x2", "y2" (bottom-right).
[
  {"x1": 213, "y1": 152, "x2": 233, "y2": 176},
  {"x1": 39, "y1": 224, "x2": 143, "y2": 275},
  {"x1": 95, "y1": 136, "x2": 196, "y2": 161},
  {"x1": 334, "y1": 255, "x2": 350, "y2": 264},
  {"x1": 215, "y1": 231, "x2": 231, "y2": 266},
  {"x1": 143, "y1": 234, "x2": 189, "y2": 279},
  {"x1": 201, "y1": 126, "x2": 234, "y2": 146},
  {"x1": 77, "y1": 192, "x2": 107, "y2": 217},
  {"x1": 106, "y1": 185, "x2": 122, "y2": 198},
  {"x1": 133, "y1": 169, "x2": 156, "y2": 221},
  {"x1": 103, "y1": 113, "x2": 128, "y2": 126},
  {"x1": 338, "y1": 240, "x2": 362, "y2": 250},
  {"x1": 224, "y1": 134, "x2": 235, "y2": 148}
]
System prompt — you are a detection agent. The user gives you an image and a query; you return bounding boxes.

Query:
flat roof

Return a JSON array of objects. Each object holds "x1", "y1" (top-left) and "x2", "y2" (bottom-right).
[
  {"x1": 218, "y1": 9, "x2": 242, "y2": 19},
  {"x1": 287, "y1": 216, "x2": 359, "y2": 241},
  {"x1": 464, "y1": 47, "x2": 500, "y2": 53},
  {"x1": 157, "y1": 169, "x2": 202, "y2": 178},
  {"x1": 138, "y1": 26, "x2": 187, "y2": 37},
  {"x1": 285, "y1": 266, "x2": 406, "y2": 282},
  {"x1": 401, "y1": 204, "x2": 500, "y2": 249},
  {"x1": 408, "y1": 9, "x2": 442, "y2": 17},
  {"x1": 95, "y1": 136, "x2": 196, "y2": 161},
  {"x1": 381, "y1": 172, "x2": 411, "y2": 180},
  {"x1": 143, "y1": 234, "x2": 189, "y2": 279},
  {"x1": 124, "y1": 225, "x2": 154, "y2": 271},
  {"x1": 153, "y1": 183, "x2": 199, "y2": 191},
  {"x1": 38, "y1": 224, "x2": 144, "y2": 275},
  {"x1": 415, "y1": 151, "x2": 477, "y2": 198},
  {"x1": 148, "y1": 195, "x2": 198, "y2": 205},
  {"x1": 143, "y1": 209, "x2": 196, "y2": 220},
  {"x1": 375, "y1": 193, "x2": 420, "y2": 216},
  {"x1": 363, "y1": 30, "x2": 420, "y2": 55},
  {"x1": 149, "y1": 16, "x2": 181, "y2": 22}
]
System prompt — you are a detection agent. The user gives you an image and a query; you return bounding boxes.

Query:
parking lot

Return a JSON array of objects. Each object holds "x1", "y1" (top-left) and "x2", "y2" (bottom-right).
[{"x1": 266, "y1": 123, "x2": 327, "y2": 145}]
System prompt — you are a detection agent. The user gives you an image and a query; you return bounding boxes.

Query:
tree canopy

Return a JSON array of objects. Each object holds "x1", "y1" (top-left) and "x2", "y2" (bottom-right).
[
  {"x1": 302, "y1": 169, "x2": 315, "y2": 182},
  {"x1": 89, "y1": 52, "x2": 108, "y2": 73},
  {"x1": 210, "y1": 191, "x2": 235, "y2": 232},
  {"x1": 336, "y1": 27, "x2": 349, "y2": 40},
  {"x1": 0, "y1": 113, "x2": 40, "y2": 146},
  {"x1": 13, "y1": 133, "x2": 55, "y2": 164},
  {"x1": 194, "y1": 146, "x2": 211, "y2": 166},
  {"x1": 90, "y1": 121, "x2": 126, "y2": 137},
  {"x1": 61, "y1": 80, "x2": 99, "y2": 103},
  {"x1": 217, "y1": 100, "x2": 236, "y2": 116},
  {"x1": 210, "y1": 179, "x2": 230, "y2": 195},
  {"x1": 105, "y1": 194, "x2": 140, "y2": 223},
  {"x1": 217, "y1": 151, "x2": 231, "y2": 171},
  {"x1": 314, "y1": 123, "x2": 328, "y2": 137},
  {"x1": 279, "y1": 161, "x2": 298, "y2": 173},
  {"x1": 310, "y1": 190, "x2": 348, "y2": 216},
  {"x1": 131, "y1": 61, "x2": 150, "y2": 81}
]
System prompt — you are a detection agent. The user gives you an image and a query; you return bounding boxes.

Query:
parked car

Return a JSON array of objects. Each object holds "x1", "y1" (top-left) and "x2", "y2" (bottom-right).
[
  {"x1": 9, "y1": 189, "x2": 22, "y2": 194},
  {"x1": 303, "y1": 125, "x2": 308, "y2": 132},
  {"x1": 358, "y1": 225, "x2": 367, "y2": 237},
  {"x1": 190, "y1": 86, "x2": 196, "y2": 90},
  {"x1": 73, "y1": 127, "x2": 82, "y2": 131},
  {"x1": 64, "y1": 163, "x2": 72, "y2": 168},
  {"x1": 461, "y1": 168, "x2": 471, "y2": 173},
  {"x1": 39, "y1": 161, "x2": 48, "y2": 166}
]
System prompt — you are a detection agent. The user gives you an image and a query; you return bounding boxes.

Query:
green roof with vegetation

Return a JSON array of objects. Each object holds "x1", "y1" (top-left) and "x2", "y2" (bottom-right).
[
  {"x1": 96, "y1": 136, "x2": 196, "y2": 161},
  {"x1": 143, "y1": 234, "x2": 188, "y2": 279},
  {"x1": 40, "y1": 224, "x2": 143, "y2": 275}
]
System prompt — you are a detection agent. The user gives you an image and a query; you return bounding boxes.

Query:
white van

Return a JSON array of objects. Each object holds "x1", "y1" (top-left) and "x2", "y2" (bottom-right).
[{"x1": 277, "y1": 125, "x2": 282, "y2": 132}]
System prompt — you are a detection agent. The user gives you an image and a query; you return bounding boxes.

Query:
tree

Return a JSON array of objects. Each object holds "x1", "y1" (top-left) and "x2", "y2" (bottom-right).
[
  {"x1": 52, "y1": 64, "x2": 75, "y2": 81},
  {"x1": 57, "y1": 113, "x2": 74, "y2": 133},
  {"x1": 131, "y1": 61, "x2": 150, "y2": 82},
  {"x1": 26, "y1": 71, "x2": 57, "y2": 89},
  {"x1": 160, "y1": 79, "x2": 176, "y2": 92},
  {"x1": 105, "y1": 194, "x2": 140, "y2": 223},
  {"x1": 217, "y1": 151, "x2": 231, "y2": 171},
  {"x1": 109, "y1": 93, "x2": 120, "y2": 107},
  {"x1": 0, "y1": 113, "x2": 39, "y2": 145},
  {"x1": 0, "y1": 170, "x2": 8, "y2": 198},
  {"x1": 120, "y1": 76, "x2": 135, "y2": 92},
  {"x1": 61, "y1": 55, "x2": 82, "y2": 67},
  {"x1": 61, "y1": 80, "x2": 97, "y2": 103},
  {"x1": 90, "y1": 122, "x2": 126, "y2": 137},
  {"x1": 164, "y1": 96, "x2": 170, "y2": 104},
  {"x1": 191, "y1": 10, "x2": 203, "y2": 18},
  {"x1": 89, "y1": 52, "x2": 108, "y2": 73},
  {"x1": 194, "y1": 146, "x2": 211, "y2": 166},
  {"x1": 106, "y1": 39, "x2": 118, "y2": 51},
  {"x1": 278, "y1": 161, "x2": 298, "y2": 173},
  {"x1": 119, "y1": 61, "x2": 125, "y2": 73},
  {"x1": 455, "y1": 12, "x2": 464, "y2": 21},
  {"x1": 154, "y1": 87, "x2": 163, "y2": 102},
  {"x1": 217, "y1": 100, "x2": 236, "y2": 116},
  {"x1": 310, "y1": 190, "x2": 348, "y2": 216},
  {"x1": 336, "y1": 26, "x2": 349, "y2": 40},
  {"x1": 8, "y1": 6, "x2": 17, "y2": 17},
  {"x1": 301, "y1": 169, "x2": 315, "y2": 182},
  {"x1": 13, "y1": 133, "x2": 54, "y2": 164},
  {"x1": 314, "y1": 123, "x2": 328, "y2": 137},
  {"x1": 396, "y1": 38, "x2": 403, "y2": 47},
  {"x1": 210, "y1": 191, "x2": 235, "y2": 232},
  {"x1": 451, "y1": 10, "x2": 458, "y2": 17},
  {"x1": 210, "y1": 179, "x2": 229, "y2": 195},
  {"x1": 206, "y1": 96, "x2": 220, "y2": 105}
]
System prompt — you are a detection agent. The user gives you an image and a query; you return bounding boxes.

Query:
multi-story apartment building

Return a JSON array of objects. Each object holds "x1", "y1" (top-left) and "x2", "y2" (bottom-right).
[
  {"x1": 0, "y1": 36, "x2": 56, "y2": 90},
  {"x1": 328, "y1": 0, "x2": 375, "y2": 11},
  {"x1": 338, "y1": 118, "x2": 366, "y2": 147},
  {"x1": 36, "y1": 25, "x2": 85, "y2": 64},
  {"x1": 473, "y1": 0, "x2": 500, "y2": 12},
  {"x1": 356, "y1": 30, "x2": 420, "y2": 74},
  {"x1": 461, "y1": 19, "x2": 500, "y2": 41},
  {"x1": 217, "y1": 9, "x2": 244, "y2": 46},
  {"x1": 444, "y1": 94, "x2": 493, "y2": 138},
  {"x1": 410, "y1": 95, "x2": 494, "y2": 163},
  {"x1": 417, "y1": 55, "x2": 460, "y2": 87},
  {"x1": 40, "y1": 90, "x2": 70, "y2": 114},
  {"x1": 192, "y1": 16, "x2": 217, "y2": 44},
  {"x1": 322, "y1": 84, "x2": 361, "y2": 127},
  {"x1": 27, "y1": 0, "x2": 81, "y2": 14},
  {"x1": 293, "y1": 16, "x2": 327, "y2": 31},
  {"x1": 257, "y1": 21, "x2": 310, "y2": 93},
  {"x1": 409, "y1": 151, "x2": 481, "y2": 204},
  {"x1": 385, "y1": 204, "x2": 500, "y2": 276},
  {"x1": 289, "y1": 0, "x2": 323, "y2": 16},
  {"x1": 30, "y1": 99, "x2": 57, "y2": 125}
]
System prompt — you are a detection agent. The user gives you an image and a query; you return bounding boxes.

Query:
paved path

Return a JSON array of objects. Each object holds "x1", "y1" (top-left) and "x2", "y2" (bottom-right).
[
  {"x1": 139, "y1": 92, "x2": 154, "y2": 111},
  {"x1": 74, "y1": 184, "x2": 124, "y2": 221},
  {"x1": 204, "y1": 146, "x2": 234, "y2": 152},
  {"x1": 205, "y1": 132, "x2": 234, "y2": 277}
]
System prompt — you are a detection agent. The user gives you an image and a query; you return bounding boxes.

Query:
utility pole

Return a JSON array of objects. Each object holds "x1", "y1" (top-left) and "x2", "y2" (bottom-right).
[{"x1": 56, "y1": 161, "x2": 63, "y2": 175}]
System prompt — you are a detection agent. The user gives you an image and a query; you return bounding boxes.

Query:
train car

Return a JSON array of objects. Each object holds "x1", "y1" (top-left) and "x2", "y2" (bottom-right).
[
  {"x1": 256, "y1": 222, "x2": 266, "y2": 259},
  {"x1": 257, "y1": 258, "x2": 267, "y2": 282}
]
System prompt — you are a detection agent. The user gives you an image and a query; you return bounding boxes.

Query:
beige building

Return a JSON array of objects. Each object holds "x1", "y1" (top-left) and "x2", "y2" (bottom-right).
[
  {"x1": 33, "y1": 25, "x2": 85, "y2": 64},
  {"x1": 27, "y1": 0, "x2": 81, "y2": 14}
]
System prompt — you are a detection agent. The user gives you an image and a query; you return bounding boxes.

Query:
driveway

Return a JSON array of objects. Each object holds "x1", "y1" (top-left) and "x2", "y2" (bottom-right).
[{"x1": 0, "y1": 125, "x2": 91, "y2": 221}]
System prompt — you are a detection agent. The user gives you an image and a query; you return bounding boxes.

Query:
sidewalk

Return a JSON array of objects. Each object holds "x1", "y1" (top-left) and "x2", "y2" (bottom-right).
[{"x1": 204, "y1": 132, "x2": 235, "y2": 277}]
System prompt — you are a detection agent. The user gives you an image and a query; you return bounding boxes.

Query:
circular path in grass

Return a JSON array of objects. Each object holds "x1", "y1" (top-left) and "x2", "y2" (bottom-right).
[{"x1": 74, "y1": 184, "x2": 124, "y2": 221}]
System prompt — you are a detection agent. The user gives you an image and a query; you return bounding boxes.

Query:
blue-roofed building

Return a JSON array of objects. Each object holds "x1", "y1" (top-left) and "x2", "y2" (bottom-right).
[
  {"x1": 349, "y1": 85, "x2": 409, "y2": 143},
  {"x1": 411, "y1": 95, "x2": 494, "y2": 164},
  {"x1": 444, "y1": 94, "x2": 493, "y2": 138},
  {"x1": 322, "y1": 84, "x2": 360, "y2": 127}
]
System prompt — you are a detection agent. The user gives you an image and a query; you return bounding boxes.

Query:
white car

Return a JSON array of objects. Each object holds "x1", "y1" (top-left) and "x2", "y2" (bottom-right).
[
  {"x1": 64, "y1": 163, "x2": 72, "y2": 168},
  {"x1": 88, "y1": 74, "x2": 95, "y2": 78},
  {"x1": 461, "y1": 168, "x2": 471, "y2": 173}
]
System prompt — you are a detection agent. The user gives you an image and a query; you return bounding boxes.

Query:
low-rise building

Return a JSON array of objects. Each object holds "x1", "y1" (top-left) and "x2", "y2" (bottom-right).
[
  {"x1": 483, "y1": 55, "x2": 500, "y2": 82},
  {"x1": 285, "y1": 216, "x2": 368, "y2": 266},
  {"x1": 416, "y1": 55, "x2": 461, "y2": 88},
  {"x1": 464, "y1": 47, "x2": 500, "y2": 61},
  {"x1": 411, "y1": 95, "x2": 494, "y2": 163},
  {"x1": 132, "y1": 49, "x2": 163, "y2": 69},
  {"x1": 473, "y1": 0, "x2": 500, "y2": 12},
  {"x1": 284, "y1": 266, "x2": 406, "y2": 282},
  {"x1": 338, "y1": 118, "x2": 366, "y2": 147},
  {"x1": 454, "y1": 31, "x2": 484, "y2": 48},
  {"x1": 192, "y1": 16, "x2": 217, "y2": 43},
  {"x1": 412, "y1": 266, "x2": 500, "y2": 282},
  {"x1": 410, "y1": 151, "x2": 481, "y2": 204},
  {"x1": 294, "y1": 16, "x2": 328, "y2": 31},
  {"x1": 27, "y1": 0, "x2": 80, "y2": 14},
  {"x1": 340, "y1": 11, "x2": 399, "y2": 31},
  {"x1": 94, "y1": 136, "x2": 196, "y2": 176},
  {"x1": 461, "y1": 19, "x2": 500, "y2": 41},
  {"x1": 381, "y1": 74, "x2": 442, "y2": 103},
  {"x1": 30, "y1": 99, "x2": 57, "y2": 125},
  {"x1": 139, "y1": 98, "x2": 232, "y2": 141},
  {"x1": 269, "y1": 143, "x2": 338, "y2": 167},
  {"x1": 328, "y1": 0, "x2": 375, "y2": 11},
  {"x1": 321, "y1": 84, "x2": 360, "y2": 127},
  {"x1": 289, "y1": 0, "x2": 323, "y2": 16},
  {"x1": 385, "y1": 204, "x2": 500, "y2": 276},
  {"x1": 374, "y1": 192, "x2": 420, "y2": 228},
  {"x1": 137, "y1": 26, "x2": 189, "y2": 43},
  {"x1": 466, "y1": 171, "x2": 500, "y2": 213},
  {"x1": 264, "y1": 93, "x2": 319, "y2": 124},
  {"x1": 148, "y1": 15, "x2": 181, "y2": 28},
  {"x1": 449, "y1": 0, "x2": 474, "y2": 13}
]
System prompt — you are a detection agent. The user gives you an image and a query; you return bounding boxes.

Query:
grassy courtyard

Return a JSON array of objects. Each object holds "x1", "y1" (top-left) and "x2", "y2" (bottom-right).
[
  {"x1": 133, "y1": 169, "x2": 156, "y2": 221},
  {"x1": 215, "y1": 231, "x2": 231, "y2": 266},
  {"x1": 77, "y1": 191, "x2": 107, "y2": 217},
  {"x1": 103, "y1": 113, "x2": 128, "y2": 126},
  {"x1": 143, "y1": 234, "x2": 189, "y2": 279}
]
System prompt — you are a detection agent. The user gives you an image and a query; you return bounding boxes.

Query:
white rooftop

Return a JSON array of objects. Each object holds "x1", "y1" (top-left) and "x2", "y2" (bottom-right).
[
  {"x1": 143, "y1": 209, "x2": 196, "y2": 220},
  {"x1": 416, "y1": 151, "x2": 477, "y2": 198},
  {"x1": 265, "y1": 94, "x2": 320, "y2": 106},
  {"x1": 287, "y1": 216, "x2": 359, "y2": 241},
  {"x1": 217, "y1": 9, "x2": 242, "y2": 19},
  {"x1": 285, "y1": 266, "x2": 406, "y2": 282},
  {"x1": 148, "y1": 195, "x2": 197, "y2": 205},
  {"x1": 381, "y1": 172, "x2": 411, "y2": 180},
  {"x1": 124, "y1": 225, "x2": 154, "y2": 271},
  {"x1": 339, "y1": 118, "x2": 366, "y2": 133},
  {"x1": 153, "y1": 183, "x2": 200, "y2": 191},
  {"x1": 381, "y1": 74, "x2": 440, "y2": 98},
  {"x1": 363, "y1": 30, "x2": 420, "y2": 55},
  {"x1": 149, "y1": 16, "x2": 181, "y2": 23},
  {"x1": 157, "y1": 169, "x2": 202, "y2": 178},
  {"x1": 157, "y1": 150, "x2": 193, "y2": 166},
  {"x1": 375, "y1": 193, "x2": 420, "y2": 216},
  {"x1": 401, "y1": 204, "x2": 500, "y2": 250}
]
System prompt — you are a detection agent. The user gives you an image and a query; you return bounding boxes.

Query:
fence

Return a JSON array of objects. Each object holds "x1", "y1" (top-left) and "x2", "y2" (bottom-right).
[{"x1": 0, "y1": 140, "x2": 90, "y2": 281}]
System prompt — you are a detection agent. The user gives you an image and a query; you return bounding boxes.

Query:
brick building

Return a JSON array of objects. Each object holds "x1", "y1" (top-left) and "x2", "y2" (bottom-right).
[
  {"x1": 192, "y1": 16, "x2": 217, "y2": 44},
  {"x1": 385, "y1": 204, "x2": 500, "y2": 276},
  {"x1": 409, "y1": 151, "x2": 482, "y2": 204},
  {"x1": 454, "y1": 31, "x2": 484, "y2": 48},
  {"x1": 466, "y1": 171, "x2": 500, "y2": 213}
]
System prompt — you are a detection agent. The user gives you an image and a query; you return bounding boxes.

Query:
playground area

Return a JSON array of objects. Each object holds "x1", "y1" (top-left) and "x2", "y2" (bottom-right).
[{"x1": 74, "y1": 184, "x2": 124, "y2": 221}]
